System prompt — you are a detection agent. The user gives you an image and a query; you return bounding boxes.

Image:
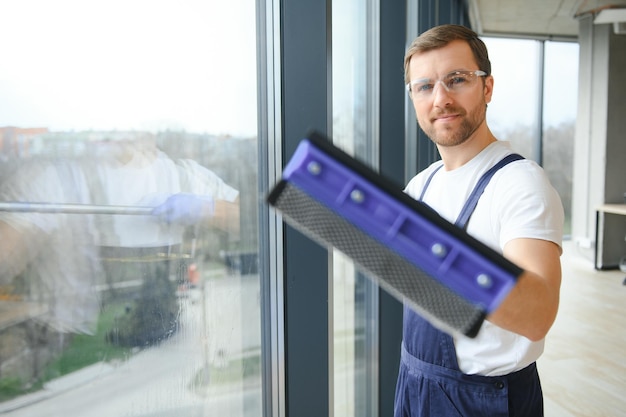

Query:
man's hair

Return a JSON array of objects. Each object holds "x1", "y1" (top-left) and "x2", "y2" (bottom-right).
[{"x1": 404, "y1": 24, "x2": 491, "y2": 84}]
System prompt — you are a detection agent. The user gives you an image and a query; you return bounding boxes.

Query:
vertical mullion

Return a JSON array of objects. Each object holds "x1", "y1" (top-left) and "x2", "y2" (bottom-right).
[
  {"x1": 257, "y1": 0, "x2": 286, "y2": 414},
  {"x1": 378, "y1": 1, "x2": 407, "y2": 416},
  {"x1": 536, "y1": 40, "x2": 545, "y2": 165},
  {"x1": 363, "y1": 0, "x2": 381, "y2": 415},
  {"x1": 281, "y1": 1, "x2": 330, "y2": 416}
]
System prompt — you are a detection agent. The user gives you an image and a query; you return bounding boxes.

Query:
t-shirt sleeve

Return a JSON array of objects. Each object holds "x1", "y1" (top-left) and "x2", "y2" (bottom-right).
[
  {"x1": 177, "y1": 159, "x2": 239, "y2": 202},
  {"x1": 494, "y1": 161, "x2": 564, "y2": 252}
]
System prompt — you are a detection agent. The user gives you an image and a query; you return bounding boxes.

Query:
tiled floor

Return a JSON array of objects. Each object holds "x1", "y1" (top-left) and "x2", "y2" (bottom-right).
[{"x1": 539, "y1": 241, "x2": 625, "y2": 416}]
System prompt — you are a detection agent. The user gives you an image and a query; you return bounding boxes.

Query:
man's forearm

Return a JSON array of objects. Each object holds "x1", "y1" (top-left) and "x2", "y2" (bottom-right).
[{"x1": 488, "y1": 238, "x2": 562, "y2": 341}]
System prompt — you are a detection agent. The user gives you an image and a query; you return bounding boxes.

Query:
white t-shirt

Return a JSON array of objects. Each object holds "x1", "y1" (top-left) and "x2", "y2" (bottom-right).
[
  {"x1": 94, "y1": 149, "x2": 239, "y2": 247},
  {"x1": 404, "y1": 140, "x2": 564, "y2": 376}
]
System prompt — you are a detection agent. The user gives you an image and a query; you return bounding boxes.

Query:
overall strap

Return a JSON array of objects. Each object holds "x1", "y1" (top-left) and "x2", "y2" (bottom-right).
[
  {"x1": 418, "y1": 163, "x2": 444, "y2": 201},
  {"x1": 455, "y1": 153, "x2": 524, "y2": 229}
]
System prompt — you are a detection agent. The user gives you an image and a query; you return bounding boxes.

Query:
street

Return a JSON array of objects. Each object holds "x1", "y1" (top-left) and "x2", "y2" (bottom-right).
[{"x1": 1, "y1": 273, "x2": 262, "y2": 417}]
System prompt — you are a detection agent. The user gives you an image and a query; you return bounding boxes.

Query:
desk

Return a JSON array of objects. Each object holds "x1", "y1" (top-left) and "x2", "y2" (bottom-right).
[{"x1": 594, "y1": 204, "x2": 626, "y2": 270}]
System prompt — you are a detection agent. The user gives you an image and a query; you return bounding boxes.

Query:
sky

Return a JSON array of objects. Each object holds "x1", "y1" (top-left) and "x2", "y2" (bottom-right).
[
  {"x1": 0, "y1": 2, "x2": 578, "y2": 137},
  {"x1": 0, "y1": 0, "x2": 258, "y2": 136}
]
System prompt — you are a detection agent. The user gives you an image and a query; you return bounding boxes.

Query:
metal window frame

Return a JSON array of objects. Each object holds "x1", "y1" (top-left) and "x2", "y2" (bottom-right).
[
  {"x1": 257, "y1": 0, "x2": 285, "y2": 416},
  {"x1": 258, "y1": 1, "x2": 471, "y2": 416}
]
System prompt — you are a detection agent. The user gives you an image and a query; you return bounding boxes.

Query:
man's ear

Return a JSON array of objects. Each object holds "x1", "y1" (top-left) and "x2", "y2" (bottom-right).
[{"x1": 484, "y1": 75, "x2": 494, "y2": 104}]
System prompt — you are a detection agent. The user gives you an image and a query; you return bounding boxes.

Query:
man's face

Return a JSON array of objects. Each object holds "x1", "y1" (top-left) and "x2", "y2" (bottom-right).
[{"x1": 407, "y1": 40, "x2": 493, "y2": 148}]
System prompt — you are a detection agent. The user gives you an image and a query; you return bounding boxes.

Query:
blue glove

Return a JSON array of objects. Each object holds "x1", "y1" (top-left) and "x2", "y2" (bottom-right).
[{"x1": 151, "y1": 193, "x2": 214, "y2": 225}]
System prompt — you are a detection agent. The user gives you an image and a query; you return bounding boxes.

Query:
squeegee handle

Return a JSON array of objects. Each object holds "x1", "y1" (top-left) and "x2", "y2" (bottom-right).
[{"x1": 0, "y1": 202, "x2": 153, "y2": 215}]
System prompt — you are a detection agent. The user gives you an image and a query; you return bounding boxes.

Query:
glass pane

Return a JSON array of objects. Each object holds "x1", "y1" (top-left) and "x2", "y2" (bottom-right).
[
  {"x1": 332, "y1": 0, "x2": 376, "y2": 416},
  {"x1": 483, "y1": 37, "x2": 577, "y2": 237},
  {"x1": 0, "y1": 2, "x2": 261, "y2": 416},
  {"x1": 483, "y1": 37, "x2": 541, "y2": 159},
  {"x1": 543, "y1": 41, "x2": 578, "y2": 236}
]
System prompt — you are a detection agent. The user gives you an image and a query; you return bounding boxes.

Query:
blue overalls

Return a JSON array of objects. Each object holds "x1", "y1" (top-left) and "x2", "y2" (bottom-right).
[{"x1": 394, "y1": 154, "x2": 544, "y2": 417}]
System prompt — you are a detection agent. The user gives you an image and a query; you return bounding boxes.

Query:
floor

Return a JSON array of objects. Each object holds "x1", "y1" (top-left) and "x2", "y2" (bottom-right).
[{"x1": 539, "y1": 241, "x2": 626, "y2": 417}]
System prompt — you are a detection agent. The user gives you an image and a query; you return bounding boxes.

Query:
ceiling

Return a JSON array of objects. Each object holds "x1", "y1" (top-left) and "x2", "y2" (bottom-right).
[{"x1": 467, "y1": 0, "x2": 626, "y2": 40}]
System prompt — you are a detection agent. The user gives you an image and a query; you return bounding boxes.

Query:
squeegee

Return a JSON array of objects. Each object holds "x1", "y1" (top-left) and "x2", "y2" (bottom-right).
[{"x1": 267, "y1": 131, "x2": 522, "y2": 338}]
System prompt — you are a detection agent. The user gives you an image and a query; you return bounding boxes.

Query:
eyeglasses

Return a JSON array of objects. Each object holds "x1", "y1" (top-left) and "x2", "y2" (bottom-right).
[{"x1": 406, "y1": 70, "x2": 487, "y2": 100}]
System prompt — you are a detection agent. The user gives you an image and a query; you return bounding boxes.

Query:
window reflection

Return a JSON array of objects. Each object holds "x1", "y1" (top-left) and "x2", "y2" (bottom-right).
[{"x1": 0, "y1": 1, "x2": 260, "y2": 416}]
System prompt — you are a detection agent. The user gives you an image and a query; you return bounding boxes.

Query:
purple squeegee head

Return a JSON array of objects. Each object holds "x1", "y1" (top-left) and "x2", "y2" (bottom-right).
[{"x1": 267, "y1": 132, "x2": 522, "y2": 338}]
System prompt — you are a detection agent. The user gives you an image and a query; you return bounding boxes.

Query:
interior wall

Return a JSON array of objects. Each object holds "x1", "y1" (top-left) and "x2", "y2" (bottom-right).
[
  {"x1": 606, "y1": 29, "x2": 626, "y2": 203},
  {"x1": 572, "y1": 14, "x2": 626, "y2": 255}
]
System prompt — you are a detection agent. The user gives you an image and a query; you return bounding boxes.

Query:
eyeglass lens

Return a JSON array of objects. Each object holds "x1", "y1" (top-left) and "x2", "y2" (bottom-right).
[{"x1": 408, "y1": 71, "x2": 485, "y2": 99}]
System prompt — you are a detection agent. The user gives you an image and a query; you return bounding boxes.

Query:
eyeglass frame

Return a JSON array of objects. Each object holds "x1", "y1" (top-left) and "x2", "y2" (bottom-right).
[{"x1": 405, "y1": 70, "x2": 488, "y2": 99}]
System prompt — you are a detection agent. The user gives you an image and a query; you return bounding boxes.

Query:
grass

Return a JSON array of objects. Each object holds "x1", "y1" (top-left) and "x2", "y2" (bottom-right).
[
  {"x1": 42, "y1": 303, "x2": 132, "y2": 381},
  {"x1": 0, "y1": 377, "x2": 23, "y2": 403},
  {"x1": 0, "y1": 302, "x2": 132, "y2": 402}
]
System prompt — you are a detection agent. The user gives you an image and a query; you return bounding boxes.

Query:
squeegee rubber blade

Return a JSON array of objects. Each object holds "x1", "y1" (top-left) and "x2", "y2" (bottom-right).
[{"x1": 272, "y1": 182, "x2": 485, "y2": 338}]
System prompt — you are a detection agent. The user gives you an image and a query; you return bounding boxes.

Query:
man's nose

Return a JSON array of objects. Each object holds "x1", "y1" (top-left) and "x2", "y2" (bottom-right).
[{"x1": 431, "y1": 80, "x2": 453, "y2": 106}]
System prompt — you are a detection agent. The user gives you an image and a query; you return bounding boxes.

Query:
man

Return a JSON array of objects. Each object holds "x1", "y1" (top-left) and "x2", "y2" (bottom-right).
[
  {"x1": 394, "y1": 24, "x2": 564, "y2": 416},
  {"x1": 0, "y1": 138, "x2": 239, "y2": 336}
]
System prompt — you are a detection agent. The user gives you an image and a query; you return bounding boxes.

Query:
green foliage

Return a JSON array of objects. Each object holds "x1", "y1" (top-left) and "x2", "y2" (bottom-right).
[
  {"x1": 0, "y1": 377, "x2": 24, "y2": 402},
  {"x1": 106, "y1": 262, "x2": 180, "y2": 347}
]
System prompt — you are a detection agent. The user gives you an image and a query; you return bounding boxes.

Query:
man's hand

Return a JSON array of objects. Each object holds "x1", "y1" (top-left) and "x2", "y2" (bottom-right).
[{"x1": 151, "y1": 193, "x2": 215, "y2": 225}]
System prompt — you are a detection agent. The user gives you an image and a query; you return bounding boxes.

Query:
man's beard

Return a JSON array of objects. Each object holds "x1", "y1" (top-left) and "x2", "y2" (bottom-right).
[{"x1": 419, "y1": 100, "x2": 487, "y2": 147}]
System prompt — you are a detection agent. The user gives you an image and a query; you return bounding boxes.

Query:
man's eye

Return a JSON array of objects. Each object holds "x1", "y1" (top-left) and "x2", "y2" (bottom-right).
[
  {"x1": 415, "y1": 83, "x2": 433, "y2": 93},
  {"x1": 447, "y1": 76, "x2": 468, "y2": 87}
]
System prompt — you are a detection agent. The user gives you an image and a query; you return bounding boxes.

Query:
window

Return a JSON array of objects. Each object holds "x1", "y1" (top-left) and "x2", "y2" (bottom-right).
[
  {"x1": 542, "y1": 41, "x2": 578, "y2": 236},
  {"x1": 0, "y1": 1, "x2": 261, "y2": 416},
  {"x1": 483, "y1": 37, "x2": 542, "y2": 159},
  {"x1": 483, "y1": 37, "x2": 578, "y2": 235}
]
